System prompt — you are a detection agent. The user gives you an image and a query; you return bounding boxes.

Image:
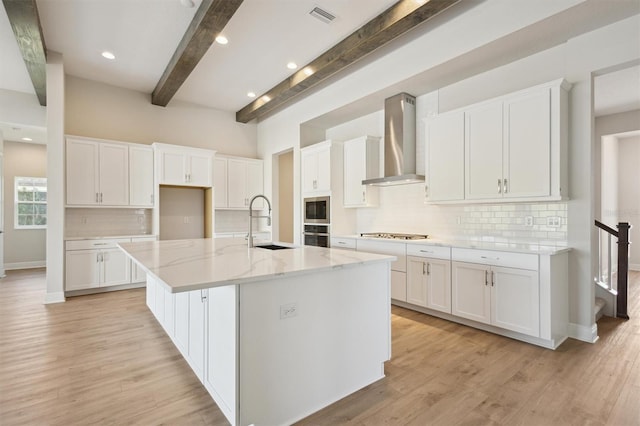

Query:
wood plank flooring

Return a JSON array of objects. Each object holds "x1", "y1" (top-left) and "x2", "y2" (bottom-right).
[{"x1": 1, "y1": 268, "x2": 639, "y2": 425}]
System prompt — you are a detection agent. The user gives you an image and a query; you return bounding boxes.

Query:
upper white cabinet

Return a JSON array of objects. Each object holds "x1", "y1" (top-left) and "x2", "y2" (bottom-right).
[
  {"x1": 426, "y1": 111, "x2": 465, "y2": 202},
  {"x1": 214, "y1": 156, "x2": 264, "y2": 209},
  {"x1": 426, "y1": 79, "x2": 570, "y2": 204},
  {"x1": 343, "y1": 136, "x2": 380, "y2": 208},
  {"x1": 66, "y1": 137, "x2": 129, "y2": 206},
  {"x1": 154, "y1": 143, "x2": 215, "y2": 187},
  {"x1": 129, "y1": 145, "x2": 154, "y2": 207},
  {"x1": 301, "y1": 141, "x2": 332, "y2": 195}
]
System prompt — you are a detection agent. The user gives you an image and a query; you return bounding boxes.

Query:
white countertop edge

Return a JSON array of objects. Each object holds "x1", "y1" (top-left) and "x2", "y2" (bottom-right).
[
  {"x1": 334, "y1": 235, "x2": 570, "y2": 255},
  {"x1": 66, "y1": 234, "x2": 157, "y2": 241}
]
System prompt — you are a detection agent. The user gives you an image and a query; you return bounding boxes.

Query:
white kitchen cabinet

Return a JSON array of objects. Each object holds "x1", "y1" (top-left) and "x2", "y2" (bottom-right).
[
  {"x1": 189, "y1": 290, "x2": 207, "y2": 380},
  {"x1": 213, "y1": 157, "x2": 228, "y2": 207},
  {"x1": 154, "y1": 143, "x2": 215, "y2": 187},
  {"x1": 330, "y1": 236, "x2": 356, "y2": 250},
  {"x1": 343, "y1": 136, "x2": 380, "y2": 207},
  {"x1": 227, "y1": 158, "x2": 264, "y2": 209},
  {"x1": 66, "y1": 138, "x2": 129, "y2": 206},
  {"x1": 425, "y1": 110, "x2": 465, "y2": 202},
  {"x1": 129, "y1": 145, "x2": 154, "y2": 207},
  {"x1": 301, "y1": 141, "x2": 331, "y2": 194},
  {"x1": 451, "y1": 249, "x2": 540, "y2": 337},
  {"x1": 65, "y1": 238, "x2": 131, "y2": 291},
  {"x1": 464, "y1": 79, "x2": 569, "y2": 202},
  {"x1": 174, "y1": 292, "x2": 190, "y2": 354},
  {"x1": 407, "y1": 255, "x2": 451, "y2": 314},
  {"x1": 356, "y1": 239, "x2": 407, "y2": 302}
]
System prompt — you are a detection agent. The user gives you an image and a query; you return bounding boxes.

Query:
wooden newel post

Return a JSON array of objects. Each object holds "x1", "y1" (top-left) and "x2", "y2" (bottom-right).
[{"x1": 617, "y1": 222, "x2": 631, "y2": 320}]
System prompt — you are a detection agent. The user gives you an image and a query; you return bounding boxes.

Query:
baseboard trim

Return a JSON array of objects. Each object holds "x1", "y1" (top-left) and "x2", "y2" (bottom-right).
[
  {"x1": 568, "y1": 322, "x2": 598, "y2": 343},
  {"x1": 44, "y1": 292, "x2": 66, "y2": 304},
  {"x1": 629, "y1": 263, "x2": 640, "y2": 272},
  {"x1": 5, "y1": 261, "x2": 46, "y2": 270}
]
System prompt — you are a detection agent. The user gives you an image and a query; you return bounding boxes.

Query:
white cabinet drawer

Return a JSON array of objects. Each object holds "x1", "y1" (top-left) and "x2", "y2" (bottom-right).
[
  {"x1": 407, "y1": 244, "x2": 450, "y2": 260},
  {"x1": 66, "y1": 238, "x2": 131, "y2": 251},
  {"x1": 452, "y1": 247, "x2": 538, "y2": 270},
  {"x1": 356, "y1": 239, "x2": 406, "y2": 272},
  {"x1": 331, "y1": 237, "x2": 356, "y2": 250}
]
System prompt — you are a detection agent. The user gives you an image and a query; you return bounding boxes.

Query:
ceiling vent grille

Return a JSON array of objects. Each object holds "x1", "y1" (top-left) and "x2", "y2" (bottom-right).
[{"x1": 309, "y1": 6, "x2": 336, "y2": 24}]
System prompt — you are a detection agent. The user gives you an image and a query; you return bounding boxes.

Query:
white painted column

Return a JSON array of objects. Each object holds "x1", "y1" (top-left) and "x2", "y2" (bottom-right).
[
  {"x1": 0, "y1": 132, "x2": 5, "y2": 278},
  {"x1": 45, "y1": 51, "x2": 66, "y2": 304}
]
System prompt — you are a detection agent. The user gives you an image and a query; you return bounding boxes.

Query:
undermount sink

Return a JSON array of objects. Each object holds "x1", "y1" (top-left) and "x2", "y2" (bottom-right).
[{"x1": 255, "y1": 244, "x2": 293, "y2": 250}]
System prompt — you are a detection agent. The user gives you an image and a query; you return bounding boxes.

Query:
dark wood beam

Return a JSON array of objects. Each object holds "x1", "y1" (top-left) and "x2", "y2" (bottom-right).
[
  {"x1": 235, "y1": 0, "x2": 460, "y2": 123},
  {"x1": 152, "y1": 0, "x2": 244, "y2": 107},
  {"x1": 2, "y1": 0, "x2": 47, "y2": 105}
]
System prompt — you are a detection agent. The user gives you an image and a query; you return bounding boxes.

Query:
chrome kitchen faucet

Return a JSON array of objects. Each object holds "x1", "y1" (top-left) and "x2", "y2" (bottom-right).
[{"x1": 248, "y1": 194, "x2": 272, "y2": 248}]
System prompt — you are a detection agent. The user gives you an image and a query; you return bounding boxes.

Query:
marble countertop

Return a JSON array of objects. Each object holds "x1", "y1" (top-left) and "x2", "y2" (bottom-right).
[
  {"x1": 119, "y1": 238, "x2": 396, "y2": 293},
  {"x1": 335, "y1": 235, "x2": 570, "y2": 255}
]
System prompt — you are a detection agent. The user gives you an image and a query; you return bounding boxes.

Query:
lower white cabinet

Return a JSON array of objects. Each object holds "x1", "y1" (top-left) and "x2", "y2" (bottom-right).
[
  {"x1": 65, "y1": 238, "x2": 131, "y2": 291},
  {"x1": 131, "y1": 236, "x2": 158, "y2": 283},
  {"x1": 356, "y1": 239, "x2": 407, "y2": 302},
  {"x1": 407, "y1": 256, "x2": 451, "y2": 314},
  {"x1": 451, "y1": 260, "x2": 540, "y2": 337}
]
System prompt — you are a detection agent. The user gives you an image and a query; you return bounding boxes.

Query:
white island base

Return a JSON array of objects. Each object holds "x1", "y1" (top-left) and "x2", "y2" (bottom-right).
[{"x1": 145, "y1": 261, "x2": 391, "y2": 425}]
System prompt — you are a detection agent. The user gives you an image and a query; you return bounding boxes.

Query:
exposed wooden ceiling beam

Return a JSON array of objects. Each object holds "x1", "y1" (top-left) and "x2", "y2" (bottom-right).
[
  {"x1": 235, "y1": 0, "x2": 461, "y2": 123},
  {"x1": 152, "y1": 0, "x2": 244, "y2": 107},
  {"x1": 2, "y1": 0, "x2": 47, "y2": 106}
]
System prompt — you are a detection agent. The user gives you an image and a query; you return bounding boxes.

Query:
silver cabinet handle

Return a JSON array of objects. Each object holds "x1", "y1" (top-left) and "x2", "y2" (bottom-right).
[
  {"x1": 150, "y1": 194, "x2": 154, "y2": 204},
  {"x1": 497, "y1": 178, "x2": 502, "y2": 194},
  {"x1": 422, "y1": 262, "x2": 426, "y2": 275},
  {"x1": 427, "y1": 263, "x2": 431, "y2": 275},
  {"x1": 503, "y1": 179, "x2": 508, "y2": 193},
  {"x1": 100, "y1": 193, "x2": 103, "y2": 203},
  {"x1": 485, "y1": 270, "x2": 488, "y2": 286},
  {"x1": 491, "y1": 271, "x2": 495, "y2": 287},
  {"x1": 419, "y1": 249, "x2": 433, "y2": 254},
  {"x1": 93, "y1": 242, "x2": 109, "y2": 246},
  {"x1": 201, "y1": 289, "x2": 207, "y2": 302},
  {"x1": 337, "y1": 241, "x2": 346, "y2": 245},
  {"x1": 95, "y1": 193, "x2": 99, "y2": 203},
  {"x1": 362, "y1": 191, "x2": 366, "y2": 202}
]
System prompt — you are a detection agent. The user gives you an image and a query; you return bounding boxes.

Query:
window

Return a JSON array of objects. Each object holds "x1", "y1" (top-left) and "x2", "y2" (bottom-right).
[{"x1": 15, "y1": 177, "x2": 47, "y2": 229}]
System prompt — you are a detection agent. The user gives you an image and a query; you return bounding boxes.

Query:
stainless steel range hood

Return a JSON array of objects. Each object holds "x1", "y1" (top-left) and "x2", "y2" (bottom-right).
[{"x1": 362, "y1": 93, "x2": 424, "y2": 186}]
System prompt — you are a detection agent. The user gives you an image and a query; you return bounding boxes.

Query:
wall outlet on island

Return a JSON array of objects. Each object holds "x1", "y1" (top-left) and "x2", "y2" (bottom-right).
[{"x1": 280, "y1": 303, "x2": 298, "y2": 319}]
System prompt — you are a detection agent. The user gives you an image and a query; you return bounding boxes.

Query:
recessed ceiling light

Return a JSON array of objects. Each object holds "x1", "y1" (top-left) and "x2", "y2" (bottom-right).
[
  {"x1": 215, "y1": 35, "x2": 228, "y2": 45},
  {"x1": 101, "y1": 51, "x2": 115, "y2": 60},
  {"x1": 303, "y1": 67, "x2": 314, "y2": 76},
  {"x1": 287, "y1": 62, "x2": 298, "y2": 70},
  {"x1": 247, "y1": 92, "x2": 256, "y2": 98},
  {"x1": 22, "y1": 137, "x2": 33, "y2": 141},
  {"x1": 262, "y1": 95, "x2": 271, "y2": 102}
]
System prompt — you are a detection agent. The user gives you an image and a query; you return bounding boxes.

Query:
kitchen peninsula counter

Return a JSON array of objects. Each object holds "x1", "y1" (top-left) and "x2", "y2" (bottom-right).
[{"x1": 118, "y1": 238, "x2": 394, "y2": 426}]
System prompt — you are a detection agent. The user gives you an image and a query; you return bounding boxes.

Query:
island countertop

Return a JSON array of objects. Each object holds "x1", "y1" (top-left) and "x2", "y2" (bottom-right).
[{"x1": 119, "y1": 238, "x2": 396, "y2": 293}]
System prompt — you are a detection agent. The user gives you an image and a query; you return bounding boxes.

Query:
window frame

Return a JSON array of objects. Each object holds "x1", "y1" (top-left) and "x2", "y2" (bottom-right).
[{"x1": 15, "y1": 176, "x2": 47, "y2": 230}]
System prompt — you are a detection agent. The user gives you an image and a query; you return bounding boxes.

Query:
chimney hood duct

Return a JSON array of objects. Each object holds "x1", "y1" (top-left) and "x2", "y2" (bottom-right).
[{"x1": 362, "y1": 93, "x2": 424, "y2": 186}]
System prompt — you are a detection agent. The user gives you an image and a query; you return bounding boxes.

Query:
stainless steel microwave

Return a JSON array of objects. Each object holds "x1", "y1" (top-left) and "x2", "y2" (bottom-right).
[{"x1": 304, "y1": 196, "x2": 330, "y2": 224}]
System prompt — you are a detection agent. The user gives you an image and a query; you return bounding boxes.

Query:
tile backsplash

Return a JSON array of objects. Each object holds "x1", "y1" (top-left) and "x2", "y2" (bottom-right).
[
  {"x1": 215, "y1": 209, "x2": 268, "y2": 234},
  {"x1": 66, "y1": 208, "x2": 152, "y2": 238},
  {"x1": 356, "y1": 184, "x2": 567, "y2": 246}
]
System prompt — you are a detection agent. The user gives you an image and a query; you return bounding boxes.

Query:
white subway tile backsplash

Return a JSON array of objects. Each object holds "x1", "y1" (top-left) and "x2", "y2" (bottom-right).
[{"x1": 66, "y1": 208, "x2": 152, "y2": 238}]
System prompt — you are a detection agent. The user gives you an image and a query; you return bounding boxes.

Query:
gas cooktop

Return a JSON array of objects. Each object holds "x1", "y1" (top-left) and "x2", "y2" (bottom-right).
[{"x1": 360, "y1": 232, "x2": 429, "y2": 240}]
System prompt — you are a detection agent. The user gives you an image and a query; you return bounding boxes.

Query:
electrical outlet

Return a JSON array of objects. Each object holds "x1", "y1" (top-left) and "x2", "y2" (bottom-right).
[
  {"x1": 456, "y1": 216, "x2": 462, "y2": 225},
  {"x1": 547, "y1": 216, "x2": 561, "y2": 228},
  {"x1": 183, "y1": 216, "x2": 189, "y2": 224},
  {"x1": 280, "y1": 303, "x2": 298, "y2": 319},
  {"x1": 525, "y1": 216, "x2": 534, "y2": 227}
]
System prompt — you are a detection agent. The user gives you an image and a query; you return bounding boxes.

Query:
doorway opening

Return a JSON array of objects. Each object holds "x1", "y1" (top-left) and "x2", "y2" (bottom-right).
[{"x1": 274, "y1": 150, "x2": 294, "y2": 243}]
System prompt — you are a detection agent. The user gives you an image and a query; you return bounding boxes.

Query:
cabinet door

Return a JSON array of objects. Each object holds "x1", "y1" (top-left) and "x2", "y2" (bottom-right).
[
  {"x1": 465, "y1": 103, "x2": 503, "y2": 200},
  {"x1": 174, "y1": 292, "x2": 190, "y2": 355},
  {"x1": 188, "y1": 154, "x2": 212, "y2": 187},
  {"x1": 407, "y1": 257, "x2": 428, "y2": 307},
  {"x1": 316, "y1": 147, "x2": 331, "y2": 192},
  {"x1": 503, "y1": 89, "x2": 551, "y2": 198},
  {"x1": 343, "y1": 139, "x2": 367, "y2": 207},
  {"x1": 426, "y1": 258, "x2": 452, "y2": 314},
  {"x1": 390, "y1": 270, "x2": 407, "y2": 302},
  {"x1": 66, "y1": 139, "x2": 99, "y2": 205},
  {"x1": 451, "y1": 261, "x2": 491, "y2": 324},
  {"x1": 426, "y1": 111, "x2": 465, "y2": 201},
  {"x1": 65, "y1": 250, "x2": 100, "y2": 290},
  {"x1": 213, "y1": 158, "x2": 228, "y2": 208},
  {"x1": 227, "y1": 159, "x2": 248, "y2": 208},
  {"x1": 302, "y1": 150, "x2": 318, "y2": 193},
  {"x1": 189, "y1": 290, "x2": 206, "y2": 380},
  {"x1": 129, "y1": 145, "x2": 154, "y2": 207},
  {"x1": 99, "y1": 143, "x2": 129, "y2": 206},
  {"x1": 100, "y1": 248, "x2": 131, "y2": 286},
  {"x1": 491, "y1": 266, "x2": 540, "y2": 337},
  {"x1": 246, "y1": 160, "x2": 264, "y2": 209},
  {"x1": 159, "y1": 150, "x2": 186, "y2": 185}
]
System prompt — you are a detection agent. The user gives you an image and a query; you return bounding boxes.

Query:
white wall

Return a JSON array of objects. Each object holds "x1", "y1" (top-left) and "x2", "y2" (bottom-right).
[
  {"x1": 0, "y1": 88, "x2": 46, "y2": 128},
  {"x1": 3, "y1": 141, "x2": 47, "y2": 268},
  {"x1": 618, "y1": 135, "x2": 640, "y2": 269},
  {"x1": 65, "y1": 76, "x2": 257, "y2": 157},
  {"x1": 257, "y1": 9, "x2": 640, "y2": 341}
]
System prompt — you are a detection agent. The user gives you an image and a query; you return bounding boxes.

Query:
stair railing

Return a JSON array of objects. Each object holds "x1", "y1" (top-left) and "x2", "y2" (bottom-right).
[{"x1": 594, "y1": 220, "x2": 631, "y2": 319}]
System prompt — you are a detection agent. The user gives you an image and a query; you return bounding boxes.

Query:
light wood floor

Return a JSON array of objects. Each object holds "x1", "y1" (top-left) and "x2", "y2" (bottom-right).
[{"x1": 1, "y1": 269, "x2": 638, "y2": 425}]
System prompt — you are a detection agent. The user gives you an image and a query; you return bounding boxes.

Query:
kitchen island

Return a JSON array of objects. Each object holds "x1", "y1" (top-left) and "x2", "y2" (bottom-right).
[{"x1": 118, "y1": 238, "x2": 395, "y2": 426}]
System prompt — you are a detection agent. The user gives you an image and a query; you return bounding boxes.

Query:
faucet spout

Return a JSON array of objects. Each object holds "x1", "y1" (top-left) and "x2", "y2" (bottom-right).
[{"x1": 248, "y1": 194, "x2": 272, "y2": 248}]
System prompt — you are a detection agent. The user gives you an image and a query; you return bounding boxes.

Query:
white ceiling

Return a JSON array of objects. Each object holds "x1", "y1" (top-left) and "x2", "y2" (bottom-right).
[{"x1": 0, "y1": 0, "x2": 639, "y2": 138}]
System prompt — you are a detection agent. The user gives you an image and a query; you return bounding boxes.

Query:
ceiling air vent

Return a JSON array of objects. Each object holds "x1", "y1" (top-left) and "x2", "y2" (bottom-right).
[{"x1": 309, "y1": 6, "x2": 336, "y2": 24}]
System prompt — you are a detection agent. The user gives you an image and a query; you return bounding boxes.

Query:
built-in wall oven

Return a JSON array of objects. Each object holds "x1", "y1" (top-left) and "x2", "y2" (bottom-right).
[
  {"x1": 303, "y1": 224, "x2": 330, "y2": 248},
  {"x1": 304, "y1": 196, "x2": 330, "y2": 224}
]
